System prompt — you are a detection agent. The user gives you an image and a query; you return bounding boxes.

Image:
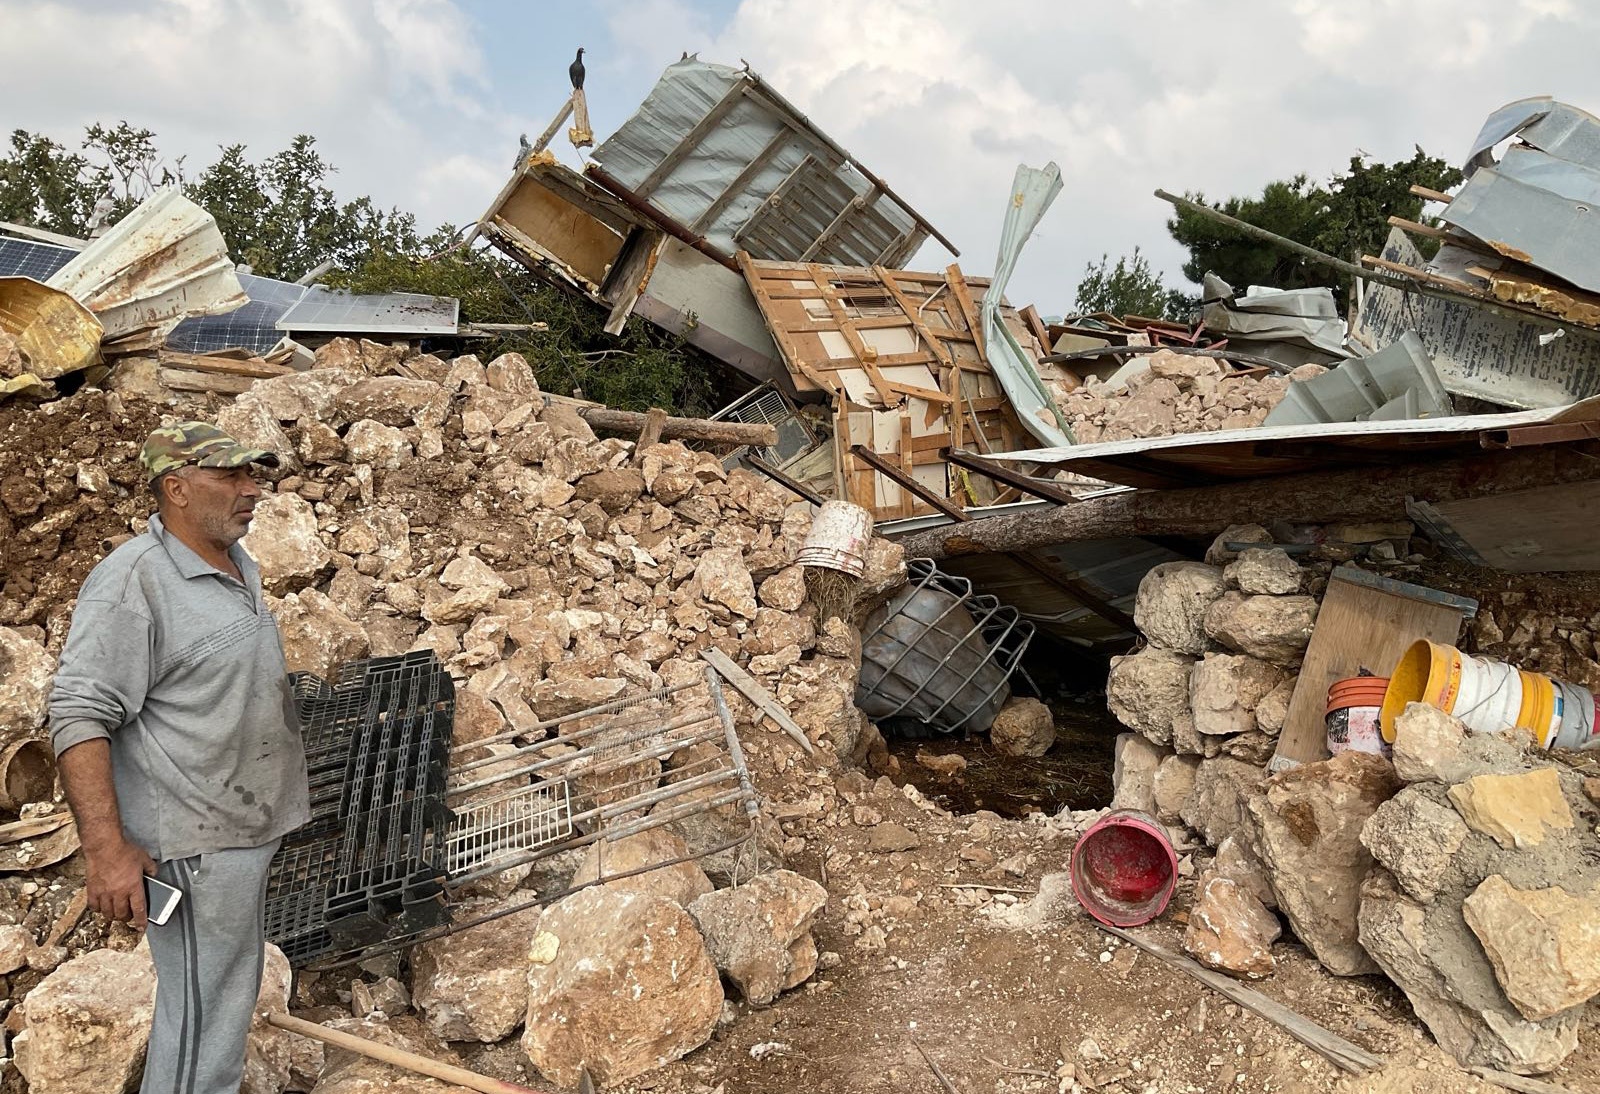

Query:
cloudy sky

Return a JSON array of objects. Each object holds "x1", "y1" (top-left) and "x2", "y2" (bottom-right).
[{"x1": 3, "y1": 0, "x2": 1597, "y2": 307}]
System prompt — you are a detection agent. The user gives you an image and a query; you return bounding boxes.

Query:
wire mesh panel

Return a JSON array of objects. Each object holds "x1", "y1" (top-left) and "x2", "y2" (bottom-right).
[{"x1": 445, "y1": 780, "x2": 572, "y2": 877}]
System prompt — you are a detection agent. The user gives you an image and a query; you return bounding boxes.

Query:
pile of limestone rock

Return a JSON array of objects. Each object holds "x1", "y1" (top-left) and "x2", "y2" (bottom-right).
[
  {"x1": 1054, "y1": 349, "x2": 1326, "y2": 444},
  {"x1": 1104, "y1": 529, "x2": 1600, "y2": 1077},
  {"x1": 0, "y1": 336, "x2": 913, "y2": 1092}
]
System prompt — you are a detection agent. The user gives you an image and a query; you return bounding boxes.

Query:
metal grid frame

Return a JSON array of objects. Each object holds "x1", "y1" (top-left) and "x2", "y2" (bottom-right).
[{"x1": 857, "y1": 557, "x2": 1035, "y2": 735}]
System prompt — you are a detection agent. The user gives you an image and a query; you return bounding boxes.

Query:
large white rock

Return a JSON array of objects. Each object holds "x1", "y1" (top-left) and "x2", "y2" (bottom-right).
[
  {"x1": 569, "y1": 828, "x2": 714, "y2": 908},
  {"x1": 1203, "y1": 592, "x2": 1318, "y2": 666},
  {"x1": 0, "y1": 626, "x2": 56, "y2": 735},
  {"x1": 1105, "y1": 646, "x2": 1194, "y2": 746},
  {"x1": 247, "y1": 368, "x2": 363, "y2": 424},
  {"x1": 1183, "y1": 875, "x2": 1281, "y2": 979},
  {"x1": 522, "y1": 888, "x2": 723, "y2": 1088},
  {"x1": 218, "y1": 397, "x2": 300, "y2": 473},
  {"x1": 1110, "y1": 732, "x2": 1169, "y2": 813},
  {"x1": 1360, "y1": 787, "x2": 1470, "y2": 904},
  {"x1": 1132, "y1": 562, "x2": 1226, "y2": 655},
  {"x1": 1463, "y1": 874, "x2": 1600, "y2": 1022},
  {"x1": 693, "y1": 547, "x2": 758, "y2": 618},
  {"x1": 411, "y1": 897, "x2": 541, "y2": 1043},
  {"x1": 270, "y1": 589, "x2": 370, "y2": 680},
  {"x1": 1244, "y1": 751, "x2": 1399, "y2": 977},
  {"x1": 13, "y1": 946, "x2": 157, "y2": 1094},
  {"x1": 1152, "y1": 754, "x2": 1201, "y2": 825},
  {"x1": 1179, "y1": 757, "x2": 1265, "y2": 847},
  {"x1": 342, "y1": 420, "x2": 412, "y2": 470},
  {"x1": 1223, "y1": 548, "x2": 1301, "y2": 595},
  {"x1": 243, "y1": 492, "x2": 332, "y2": 590},
  {"x1": 1189, "y1": 653, "x2": 1286, "y2": 737},
  {"x1": 687, "y1": 869, "x2": 827, "y2": 1006}
]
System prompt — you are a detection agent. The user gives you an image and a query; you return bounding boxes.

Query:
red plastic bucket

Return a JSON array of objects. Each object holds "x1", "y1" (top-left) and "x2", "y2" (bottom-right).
[{"x1": 1069, "y1": 809, "x2": 1177, "y2": 926}]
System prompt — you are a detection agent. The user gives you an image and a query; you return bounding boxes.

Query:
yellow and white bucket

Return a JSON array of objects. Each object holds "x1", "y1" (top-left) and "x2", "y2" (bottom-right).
[{"x1": 1380, "y1": 639, "x2": 1598, "y2": 750}]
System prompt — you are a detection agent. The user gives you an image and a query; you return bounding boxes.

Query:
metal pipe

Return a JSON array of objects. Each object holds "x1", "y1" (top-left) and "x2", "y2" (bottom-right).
[
  {"x1": 445, "y1": 722, "x2": 722, "y2": 799},
  {"x1": 707, "y1": 667, "x2": 762, "y2": 823},
  {"x1": 448, "y1": 708, "x2": 714, "y2": 778}
]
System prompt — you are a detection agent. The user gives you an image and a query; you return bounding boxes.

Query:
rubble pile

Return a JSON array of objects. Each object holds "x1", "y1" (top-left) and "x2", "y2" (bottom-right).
[
  {"x1": 1104, "y1": 527, "x2": 1600, "y2": 1076},
  {"x1": 0, "y1": 335, "x2": 917, "y2": 1090},
  {"x1": 1053, "y1": 350, "x2": 1327, "y2": 444}
]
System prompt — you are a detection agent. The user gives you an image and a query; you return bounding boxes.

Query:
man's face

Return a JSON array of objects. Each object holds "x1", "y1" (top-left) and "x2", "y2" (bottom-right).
[{"x1": 168, "y1": 466, "x2": 262, "y2": 546}]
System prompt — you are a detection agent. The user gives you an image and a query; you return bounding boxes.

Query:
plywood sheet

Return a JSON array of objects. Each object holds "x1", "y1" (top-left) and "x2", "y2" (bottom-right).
[
  {"x1": 1416, "y1": 480, "x2": 1600, "y2": 572},
  {"x1": 1273, "y1": 570, "x2": 1470, "y2": 767}
]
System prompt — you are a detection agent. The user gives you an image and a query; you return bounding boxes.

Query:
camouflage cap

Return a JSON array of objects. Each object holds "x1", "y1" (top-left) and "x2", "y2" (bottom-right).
[{"x1": 140, "y1": 421, "x2": 280, "y2": 483}]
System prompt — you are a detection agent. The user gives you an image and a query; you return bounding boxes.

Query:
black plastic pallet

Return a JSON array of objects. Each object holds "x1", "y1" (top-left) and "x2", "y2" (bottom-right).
[{"x1": 265, "y1": 650, "x2": 456, "y2": 965}]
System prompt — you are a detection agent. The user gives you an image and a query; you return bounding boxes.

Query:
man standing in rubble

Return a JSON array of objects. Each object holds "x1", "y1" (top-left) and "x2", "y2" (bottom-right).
[{"x1": 48, "y1": 421, "x2": 310, "y2": 1094}]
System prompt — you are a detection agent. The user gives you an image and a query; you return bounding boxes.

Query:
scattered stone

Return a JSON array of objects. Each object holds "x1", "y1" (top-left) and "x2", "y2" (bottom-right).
[
  {"x1": 989, "y1": 696, "x2": 1056, "y2": 757},
  {"x1": 1206, "y1": 525, "x2": 1273, "y2": 566},
  {"x1": 1224, "y1": 548, "x2": 1301, "y2": 596},
  {"x1": 1203, "y1": 593, "x2": 1318, "y2": 666},
  {"x1": 1244, "y1": 751, "x2": 1399, "y2": 976},
  {"x1": 1391, "y1": 702, "x2": 1467, "y2": 783},
  {"x1": 1253, "y1": 676, "x2": 1295, "y2": 736},
  {"x1": 1448, "y1": 768, "x2": 1573, "y2": 850},
  {"x1": 693, "y1": 547, "x2": 758, "y2": 618},
  {"x1": 1106, "y1": 646, "x2": 1194, "y2": 745},
  {"x1": 12, "y1": 946, "x2": 157, "y2": 1094},
  {"x1": 343, "y1": 419, "x2": 412, "y2": 470},
  {"x1": 0, "y1": 626, "x2": 55, "y2": 734},
  {"x1": 914, "y1": 749, "x2": 968, "y2": 776},
  {"x1": 569, "y1": 828, "x2": 715, "y2": 908},
  {"x1": 1152, "y1": 754, "x2": 1201, "y2": 825},
  {"x1": 1133, "y1": 562, "x2": 1226, "y2": 655},
  {"x1": 1184, "y1": 875, "x2": 1281, "y2": 979},
  {"x1": 243, "y1": 492, "x2": 331, "y2": 589},
  {"x1": 270, "y1": 588, "x2": 370, "y2": 680},
  {"x1": 1110, "y1": 732, "x2": 1168, "y2": 813},
  {"x1": 1211, "y1": 834, "x2": 1275, "y2": 910},
  {"x1": 522, "y1": 888, "x2": 723, "y2": 1088},
  {"x1": 866, "y1": 822, "x2": 920, "y2": 853},
  {"x1": 1360, "y1": 788, "x2": 1470, "y2": 904},
  {"x1": 1190, "y1": 653, "x2": 1286, "y2": 736},
  {"x1": 411, "y1": 896, "x2": 541, "y2": 1043},
  {"x1": 1463, "y1": 874, "x2": 1600, "y2": 1021},
  {"x1": 687, "y1": 870, "x2": 827, "y2": 1006}
]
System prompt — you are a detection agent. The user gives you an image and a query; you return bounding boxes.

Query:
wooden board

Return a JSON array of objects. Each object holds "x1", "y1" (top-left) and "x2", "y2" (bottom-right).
[
  {"x1": 1272, "y1": 569, "x2": 1470, "y2": 768},
  {"x1": 1413, "y1": 480, "x2": 1600, "y2": 572}
]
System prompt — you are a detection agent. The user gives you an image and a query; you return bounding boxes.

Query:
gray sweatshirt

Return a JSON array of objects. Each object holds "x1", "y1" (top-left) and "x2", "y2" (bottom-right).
[{"x1": 47, "y1": 513, "x2": 310, "y2": 862}]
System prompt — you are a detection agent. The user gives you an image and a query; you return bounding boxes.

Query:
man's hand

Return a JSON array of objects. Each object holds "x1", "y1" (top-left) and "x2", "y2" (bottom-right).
[{"x1": 84, "y1": 836, "x2": 158, "y2": 930}]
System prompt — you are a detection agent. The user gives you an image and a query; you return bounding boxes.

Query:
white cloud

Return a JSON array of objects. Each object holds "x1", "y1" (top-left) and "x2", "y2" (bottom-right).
[{"x1": 2, "y1": 0, "x2": 1597, "y2": 308}]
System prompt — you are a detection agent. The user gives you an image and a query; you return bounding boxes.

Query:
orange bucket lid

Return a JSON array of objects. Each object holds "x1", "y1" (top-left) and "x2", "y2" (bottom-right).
[{"x1": 1327, "y1": 676, "x2": 1391, "y2": 717}]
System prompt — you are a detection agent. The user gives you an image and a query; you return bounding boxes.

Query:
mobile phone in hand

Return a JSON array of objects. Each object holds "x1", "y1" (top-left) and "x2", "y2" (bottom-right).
[{"x1": 144, "y1": 875, "x2": 183, "y2": 926}]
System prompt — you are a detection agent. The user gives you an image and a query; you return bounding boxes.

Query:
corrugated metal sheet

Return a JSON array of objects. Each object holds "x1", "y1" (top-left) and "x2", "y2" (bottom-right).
[
  {"x1": 979, "y1": 396, "x2": 1600, "y2": 490},
  {"x1": 277, "y1": 286, "x2": 458, "y2": 335},
  {"x1": 46, "y1": 187, "x2": 245, "y2": 348},
  {"x1": 590, "y1": 59, "x2": 942, "y2": 267},
  {"x1": 1442, "y1": 165, "x2": 1600, "y2": 294}
]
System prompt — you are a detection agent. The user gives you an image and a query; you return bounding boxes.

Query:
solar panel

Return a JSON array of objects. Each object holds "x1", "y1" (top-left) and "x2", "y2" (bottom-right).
[
  {"x1": 0, "y1": 236, "x2": 77, "y2": 281},
  {"x1": 166, "y1": 273, "x2": 306, "y2": 354},
  {"x1": 277, "y1": 286, "x2": 459, "y2": 336}
]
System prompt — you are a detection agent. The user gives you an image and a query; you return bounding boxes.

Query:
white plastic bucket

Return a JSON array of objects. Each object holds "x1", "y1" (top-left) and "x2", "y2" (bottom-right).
[
  {"x1": 1381, "y1": 639, "x2": 1599, "y2": 750},
  {"x1": 796, "y1": 500, "x2": 872, "y2": 577}
]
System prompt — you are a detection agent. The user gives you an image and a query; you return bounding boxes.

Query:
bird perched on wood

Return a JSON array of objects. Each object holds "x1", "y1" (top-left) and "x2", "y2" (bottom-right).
[
  {"x1": 514, "y1": 132, "x2": 531, "y2": 169},
  {"x1": 569, "y1": 47, "x2": 586, "y2": 91}
]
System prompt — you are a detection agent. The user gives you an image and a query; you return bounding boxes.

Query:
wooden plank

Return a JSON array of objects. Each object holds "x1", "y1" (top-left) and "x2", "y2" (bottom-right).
[
  {"x1": 631, "y1": 407, "x2": 669, "y2": 466},
  {"x1": 1409, "y1": 184, "x2": 1455, "y2": 204},
  {"x1": 944, "y1": 449, "x2": 1079, "y2": 505},
  {"x1": 157, "y1": 352, "x2": 293, "y2": 378},
  {"x1": 944, "y1": 264, "x2": 987, "y2": 359},
  {"x1": 737, "y1": 254, "x2": 838, "y2": 392},
  {"x1": 689, "y1": 127, "x2": 794, "y2": 234},
  {"x1": 1020, "y1": 305, "x2": 1052, "y2": 356},
  {"x1": 871, "y1": 265, "x2": 957, "y2": 371},
  {"x1": 1414, "y1": 480, "x2": 1600, "y2": 572},
  {"x1": 636, "y1": 78, "x2": 749, "y2": 198},
  {"x1": 1470, "y1": 1067, "x2": 1581, "y2": 1094},
  {"x1": 159, "y1": 368, "x2": 254, "y2": 396},
  {"x1": 806, "y1": 263, "x2": 894, "y2": 406},
  {"x1": 701, "y1": 648, "x2": 816, "y2": 757},
  {"x1": 1098, "y1": 925, "x2": 1383, "y2": 1075},
  {"x1": 1272, "y1": 568, "x2": 1469, "y2": 768}
]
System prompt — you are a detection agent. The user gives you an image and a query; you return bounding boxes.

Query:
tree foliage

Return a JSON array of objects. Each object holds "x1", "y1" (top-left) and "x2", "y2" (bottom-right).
[
  {"x1": 1166, "y1": 148, "x2": 1463, "y2": 305},
  {"x1": 0, "y1": 122, "x2": 719, "y2": 414},
  {"x1": 1072, "y1": 247, "x2": 1189, "y2": 320}
]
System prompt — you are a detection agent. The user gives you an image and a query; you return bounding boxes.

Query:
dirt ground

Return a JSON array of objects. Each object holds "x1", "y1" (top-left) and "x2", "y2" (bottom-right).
[{"x1": 437, "y1": 746, "x2": 1600, "y2": 1094}]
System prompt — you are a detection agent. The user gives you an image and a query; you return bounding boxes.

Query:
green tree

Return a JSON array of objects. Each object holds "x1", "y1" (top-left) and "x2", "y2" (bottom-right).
[
  {"x1": 1166, "y1": 148, "x2": 1462, "y2": 305},
  {"x1": 1072, "y1": 246, "x2": 1189, "y2": 319},
  {"x1": 0, "y1": 130, "x2": 101, "y2": 236}
]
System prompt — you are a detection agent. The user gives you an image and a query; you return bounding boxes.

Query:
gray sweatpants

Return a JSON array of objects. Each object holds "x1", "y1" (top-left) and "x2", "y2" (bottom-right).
[{"x1": 142, "y1": 840, "x2": 280, "y2": 1094}]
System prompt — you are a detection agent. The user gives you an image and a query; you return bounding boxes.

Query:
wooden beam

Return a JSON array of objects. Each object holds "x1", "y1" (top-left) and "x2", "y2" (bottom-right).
[
  {"x1": 1409, "y1": 184, "x2": 1454, "y2": 204},
  {"x1": 896, "y1": 442, "x2": 1600, "y2": 561},
  {"x1": 562, "y1": 402, "x2": 777, "y2": 446},
  {"x1": 943, "y1": 449, "x2": 1079, "y2": 505},
  {"x1": 689, "y1": 127, "x2": 792, "y2": 234},
  {"x1": 532, "y1": 93, "x2": 575, "y2": 156},
  {"x1": 636, "y1": 78, "x2": 750, "y2": 199},
  {"x1": 746, "y1": 454, "x2": 826, "y2": 505},
  {"x1": 585, "y1": 165, "x2": 738, "y2": 272},
  {"x1": 800, "y1": 187, "x2": 880, "y2": 262}
]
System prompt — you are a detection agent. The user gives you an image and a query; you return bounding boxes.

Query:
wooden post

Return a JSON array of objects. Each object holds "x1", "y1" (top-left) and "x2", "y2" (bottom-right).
[
  {"x1": 265, "y1": 1013, "x2": 548, "y2": 1094},
  {"x1": 894, "y1": 442, "x2": 1600, "y2": 561},
  {"x1": 631, "y1": 407, "x2": 669, "y2": 465},
  {"x1": 566, "y1": 403, "x2": 777, "y2": 447}
]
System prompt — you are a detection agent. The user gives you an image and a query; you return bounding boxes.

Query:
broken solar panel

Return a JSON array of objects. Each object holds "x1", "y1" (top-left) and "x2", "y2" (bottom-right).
[
  {"x1": 166, "y1": 272, "x2": 305, "y2": 354},
  {"x1": 0, "y1": 235, "x2": 76, "y2": 281},
  {"x1": 276, "y1": 286, "x2": 459, "y2": 336}
]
